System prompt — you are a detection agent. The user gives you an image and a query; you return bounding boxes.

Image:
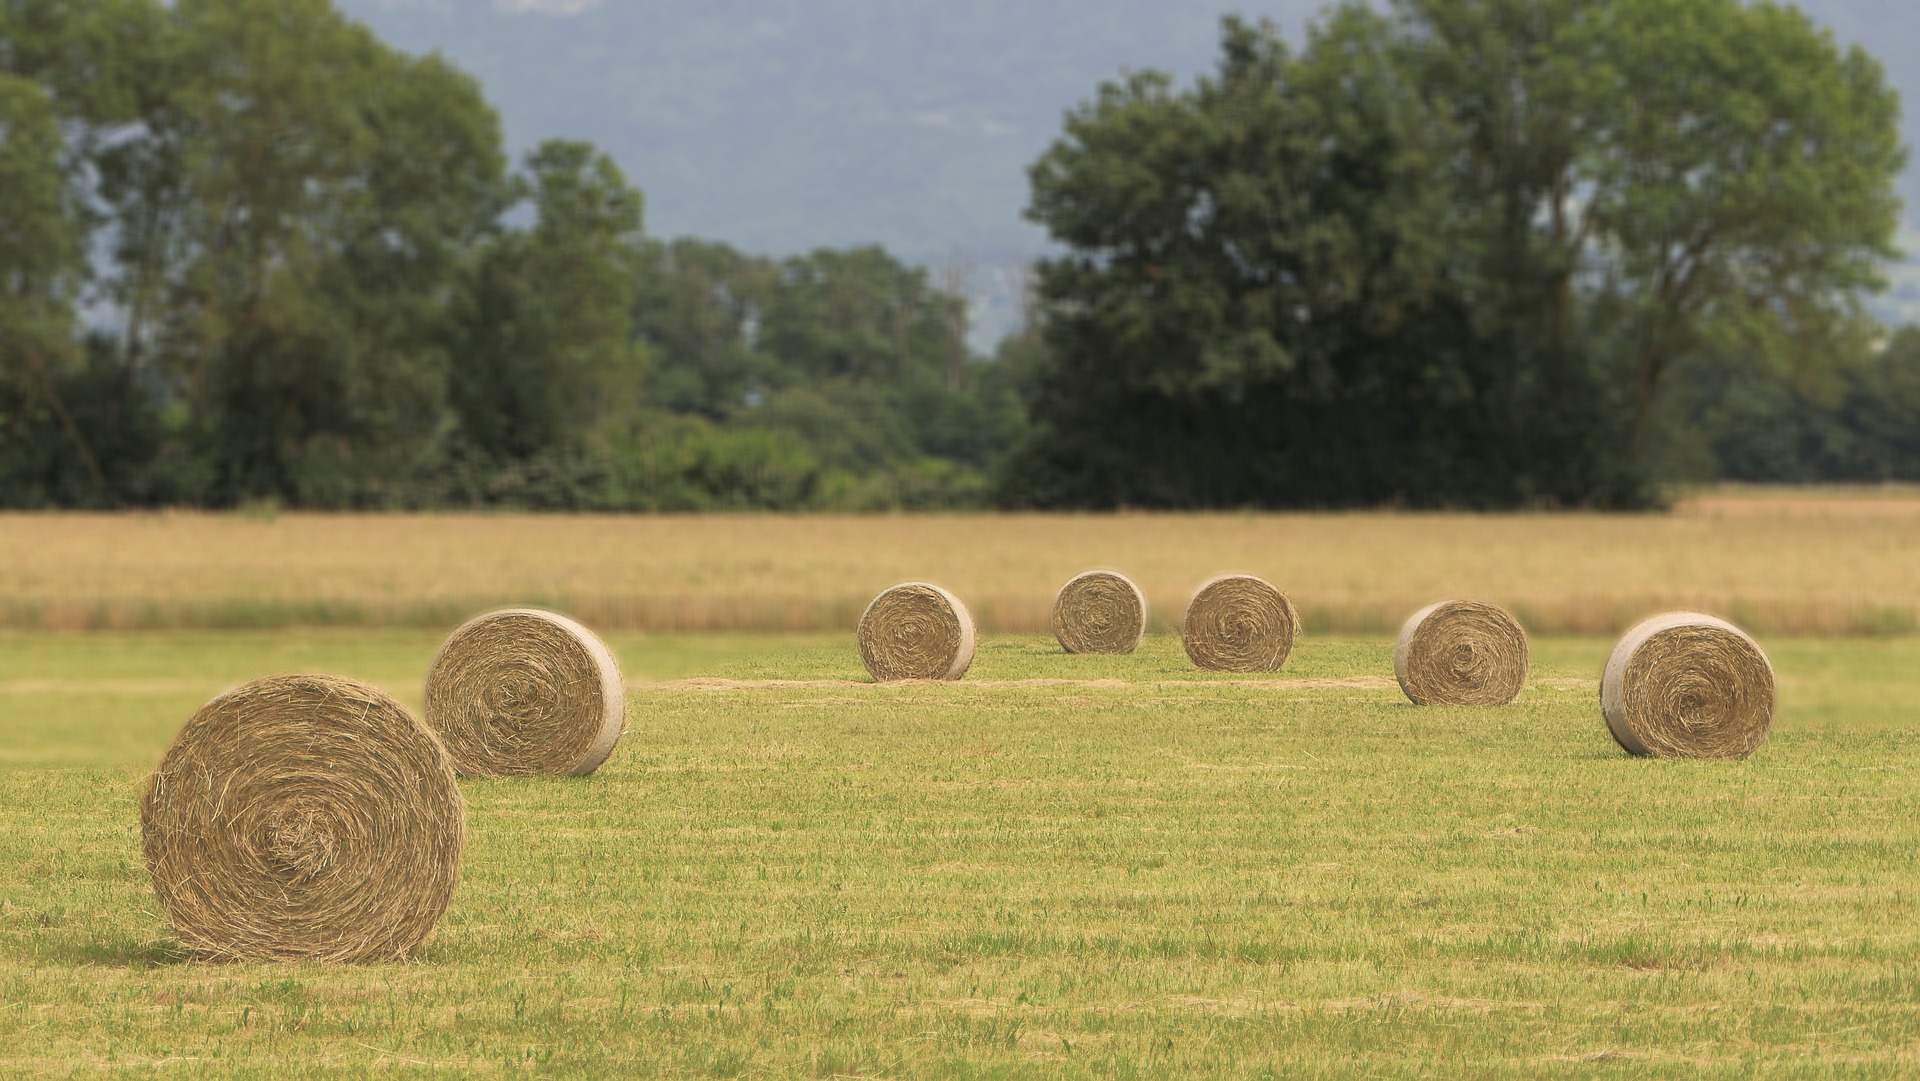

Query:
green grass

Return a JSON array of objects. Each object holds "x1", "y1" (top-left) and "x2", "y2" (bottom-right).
[{"x1": 3, "y1": 630, "x2": 1920, "y2": 1077}]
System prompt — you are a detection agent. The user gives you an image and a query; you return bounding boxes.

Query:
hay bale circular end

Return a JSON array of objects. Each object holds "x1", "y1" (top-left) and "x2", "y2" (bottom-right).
[
  {"x1": 1601, "y1": 612, "x2": 1775, "y2": 759},
  {"x1": 1394, "y1": 600, "x2": 1530, "y2": 706},
  {"x1": 1181, "y1": 574, "x2": 1298, "y2": 673},
  {"x1": 424, "y1": 608, "x2": 627, "y2": 777},
  {"x1": 857, "y1": 582, "x2": 976, "y2": 681},
  {"x1": 141, "y1": 674, "x2": 465, "y2": 963},
  {"x1": 1051, "y1": 570, "x2": 1148, "y2": 654}
]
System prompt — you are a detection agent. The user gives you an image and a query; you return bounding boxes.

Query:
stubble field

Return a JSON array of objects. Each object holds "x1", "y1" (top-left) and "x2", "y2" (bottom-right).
[
  {"x1": 3, "y1": 486, "x2": 1919, "y2": 636},
  {"x1": 2, "y1": 493, "x2": 1919, "y2": 1076}
]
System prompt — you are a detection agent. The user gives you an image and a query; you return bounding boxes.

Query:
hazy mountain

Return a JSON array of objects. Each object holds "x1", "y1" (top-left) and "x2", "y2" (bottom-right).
[{"x1": 340, "y1": 0, "x2": 1920, "y2": 340}]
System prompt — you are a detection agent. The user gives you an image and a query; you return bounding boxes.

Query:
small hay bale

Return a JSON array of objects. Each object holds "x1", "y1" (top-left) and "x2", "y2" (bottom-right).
[
  {"x1": 1051, "y1": 570, "x2": 1148, "y2": 654},
  {"x1": 1600, "y1": 612, "x2": 1775, "y2": 759},
  {"x1": 857, "y1": 582, "x2": 976, "y2": 681},
  {"x1": 424, "y1": 608, "x2": 626, "y2": 777},
  {"x1": 1181, "y1": 574, "x2": 1298, "y2": 673},
  {"x1": 141, "y1": 674, "x2": 464, "y2": 963},
  {"x1": 1394, "y1": 600, "x2": 1530, "y2": 706}
]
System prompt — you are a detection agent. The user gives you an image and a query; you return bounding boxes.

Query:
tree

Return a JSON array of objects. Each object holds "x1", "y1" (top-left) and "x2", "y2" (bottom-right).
[
  {"x1": 1395, "y1": 0, "x2": 1903, "y2": 450},
  {"x1": 761, "y1": 248, "x2": 985, "y2": 461},
  {"x1": 1650, "y1": 320, "x2": 1920, "y2": 482},
  {"x1": 1, "y1": 0, "x2": 165, "y2": 502},
  {"x1": 630, "y1": 238, "x2": 1018, "y2": 500},
  {"x1": 634, "y1": 238, "x2": 779, "y2": 421},
  {"x1": 450, "y1": 139, "x2": 648, "y2": 462},
  {"x1": 69, "y1": 0, "x2": 511, "y2": 505},
  {"x1": 758, "y1": 246, "x2": 964, "y2": 388},
  {"x1": 0, "y1": 71, "x2": 98, "y2": 489},
  {"x1": 1004, "y1": 3, "x2": 1904, "y2": 508}
]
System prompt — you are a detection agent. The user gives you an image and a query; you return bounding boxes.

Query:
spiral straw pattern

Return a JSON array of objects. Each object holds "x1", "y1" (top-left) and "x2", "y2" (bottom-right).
[
  {"x1": 1051, "y1": 570, "x2": 1148, "y2": 654},
  {"x1": 1394, "y1": 601, "x2": 1530, "y2": 706},
  {"x1": 1601, "y1": 612, "x2": 1776, "y2": 759},
  {"x1": 141, "y1": 674, "x2": 465, "y2": 963},
  {"x1": 1181, "y1": 574, "x2": 1298, "y2": 672},
  {"x1": 424, "y1": 608, "x2": 627, "y2": 777},
  {"x1": 857, "y1": 583, "x2": 976, "y2": 682}
]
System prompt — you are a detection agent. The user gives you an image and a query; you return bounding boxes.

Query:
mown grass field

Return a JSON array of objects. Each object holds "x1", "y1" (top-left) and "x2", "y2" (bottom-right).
[
  {"x1": 3, "y1": 486, "x2": 1919, "y2": 636},
  {"x1": 4, "y1": 626, "x2": 1920, "y2": 1077}
]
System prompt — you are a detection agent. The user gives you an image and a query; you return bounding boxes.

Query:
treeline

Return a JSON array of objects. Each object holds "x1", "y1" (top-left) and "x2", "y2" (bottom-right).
[
  {"x1": 1653, "y1": 325, "x2": 1920, "y2": 483},
  {"x1": 0, "y1": 0, "x2": 1022, "y2": 510},
  {"x1": 4, "y1": 0, "x2": 1920, "y2": 513},
  {"x1": 1001, "y1": 1, "x2": 1917, "y2": 508}
]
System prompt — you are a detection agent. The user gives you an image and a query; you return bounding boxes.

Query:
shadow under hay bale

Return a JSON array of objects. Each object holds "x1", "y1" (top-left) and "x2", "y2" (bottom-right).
[
  {"x1": 1051, "y1": 570, "x2": 1148, "y2": 655},
  {"x1": 1601, "y1": 612, "x2": 1776, "y2": 759},
  {"x1": 857, "y1": 583, "x2": 976, "y2": 682},
  {"x1": 1394, "y1": 600, "x2": 1530, "y2": 706},
  {"x1": 424, "y1": 608, "x2": 627, "y2": 777},
  {"x1": 141, "y1": 674, "x2": 465, "y2": 963},
  {"x1": 1181, "y1": 574, "x2": 1298, "y2": 673}
]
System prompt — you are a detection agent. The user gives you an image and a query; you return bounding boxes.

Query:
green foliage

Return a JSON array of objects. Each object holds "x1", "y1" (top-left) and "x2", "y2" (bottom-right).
[
  {"x1": 1567, "y1": 0, "x2": 1905, "y2": 443},
  {"x1": 451, "y1": 139, "x2": 647, "y2": 462},
  {"x1": 0, "y1": 54, "x2": 118, "y2": 500},
  {"x1": 632, "y1": 240, "x2": 1016, "y2": 504},
  {"x1": 1651, "y1": 323, "x2": 1920, "y2": 482},
  {"x1": 6, "y1": 0, "x2": 1909, "y2": 510},
  {"x1": 634, "y1": 239, "x2": 778, "y2": 420},
  {"x1": 1005, "y1": 2, "x2": 1906, "y2": 508},
  {"x1": 49, "y1": 0, "x2": 512, "y2": 506},
  {"x1": 0, "y1": 0, "x2": 1010, "y2": 511}
]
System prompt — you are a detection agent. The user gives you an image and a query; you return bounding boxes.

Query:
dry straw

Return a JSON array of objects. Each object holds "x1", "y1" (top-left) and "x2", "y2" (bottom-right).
[
  {"x1": 1601, "y1": 612, "x2": 1776, "y2": 759},
  {"x1": 1394, "y1": 600, "x2": 1530, "y2": 706},
  {"x1": 1051, "y1": 570, "x2": 1148, "y2": 654},
  {"x1": 424, "y1": 608, "x2": 626, "y2": 777},
  {"x1": 1181, "y1": 574, "x2": 1298, "y2": 672},
  {"x1": 857, "y1": 582, "x2": 976, "y2": 681},
  {"x1": 141, "y1": 674, "x2": 465, "y2": 963}
]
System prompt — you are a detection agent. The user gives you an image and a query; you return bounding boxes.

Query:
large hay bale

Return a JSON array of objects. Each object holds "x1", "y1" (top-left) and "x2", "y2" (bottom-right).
[
  {"x1": 1601, "y1": 612, "x2": 1775, "y2": 759},
  {"x1": 857, "y1": 582, "x2": 976, "y2": 681},
  {"x1": 1051, "y1": 570, "x2": 1148, "y2": 654},
  {"x1": 1394, "y1": 600, "x2": 1530, "y2": 706},
  {"x1": 141, "y1": 674, "x2": 464, "y2": 963},
  {"x1": 1181, "y1": 574, "x2": 1298, "y2": 672},
  {"x1": 424, "y1": 608, "x2": 626, "y2": 777}
]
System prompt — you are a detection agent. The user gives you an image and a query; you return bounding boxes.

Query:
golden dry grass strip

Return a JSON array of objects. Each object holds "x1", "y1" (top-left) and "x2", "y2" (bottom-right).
[{"x1": 1, "y1": 489, "x2": 1918, "y2": 635}]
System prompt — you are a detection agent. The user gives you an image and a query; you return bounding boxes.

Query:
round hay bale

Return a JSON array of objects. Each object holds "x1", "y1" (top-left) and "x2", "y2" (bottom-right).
[
  {"x1": 141, "y1": 674, "x2": 464, "y2": 963},
  {"x1": 1600, "y1": 612, "x2": 1775, "y2": 759},
  {"x1": 1051, "y1": 570, "x2": 1148, "y2": 654},
  {"x1": 1181, "y1": 574, "x2": 1298, "y2": 673},
  {"x1": 1394, "y1": 600, "x2": 1530, "y2": 706},
  {"x1": 424, "y1": 608, "x2": 626, "y2": 777},
  {"x1": 857, "y1": 582, "x2": 976, "y2": 682}
]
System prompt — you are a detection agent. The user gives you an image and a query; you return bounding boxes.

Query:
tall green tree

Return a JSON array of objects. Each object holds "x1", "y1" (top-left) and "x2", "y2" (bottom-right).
[
  {"x1": 138, "y1": 0, "x2": 509, "y2": 504},
  {"x1": 0, "y1": 71, "x2": 96, "y2": 487},
  {"x1": 1005, "y1": 14, "x2": 1508, "y2": 506},
  {"x1": 745, "y1": 247, "x2": 979, "y2": 472},
  {"x1": 1, "y1": 0, "x2": 163, "y2": 502},
  {"x1": 1393, "y1": 0, "x2": 1903, "y2": 450},
  {"x1": 634, "y1": 238, "x2": 778, "y2": 421},
  {"x1": 1005, "y1": 2, "x2": 1904, "y2": 508},
  {"x1": 450, "y1": 140, "x2": 648, "y2": 461}
]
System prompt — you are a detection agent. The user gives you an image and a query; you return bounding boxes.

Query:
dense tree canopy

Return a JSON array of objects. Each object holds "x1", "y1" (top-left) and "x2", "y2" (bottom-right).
[
  {"x1": 0, "y1": 0, "x2": 1016, "y2": 509},
  {"x1": 1001, "y1": 0, "x2": 1908, "y2": 507},
  {"x1": 1, "y1": 0, "x2": 1916, "y2": 510}
]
